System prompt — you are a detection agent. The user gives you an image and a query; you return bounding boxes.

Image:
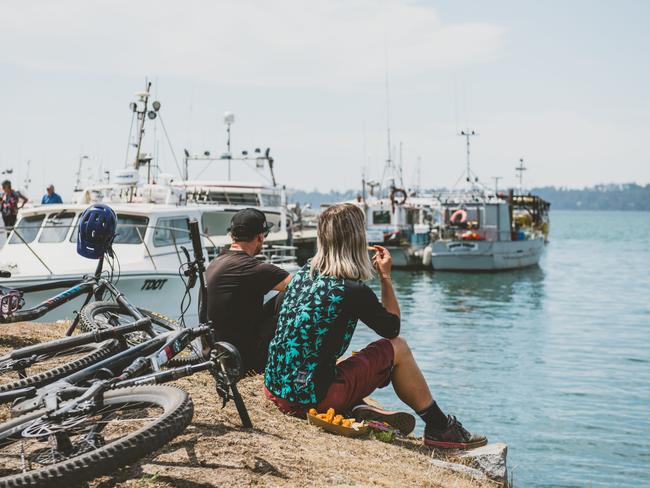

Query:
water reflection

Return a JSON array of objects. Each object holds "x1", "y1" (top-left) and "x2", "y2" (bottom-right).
[{"x1": 431, "y1": 266, "x2": 546, "y2": 312}]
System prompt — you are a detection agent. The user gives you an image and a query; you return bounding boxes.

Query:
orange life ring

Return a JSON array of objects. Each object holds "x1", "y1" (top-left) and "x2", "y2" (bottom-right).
[{"x1": 450, "y1": 209, "x2": 468, "y2": 225}]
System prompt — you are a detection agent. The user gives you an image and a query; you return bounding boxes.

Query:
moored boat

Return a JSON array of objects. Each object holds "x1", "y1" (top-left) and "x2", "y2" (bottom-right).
[{"x1": 0, "y1": 83, "x2": 300, "y2": 321}]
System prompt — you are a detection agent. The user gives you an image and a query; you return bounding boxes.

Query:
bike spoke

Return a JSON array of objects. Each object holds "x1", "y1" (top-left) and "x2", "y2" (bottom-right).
[{"x1": 0, "y1": 400, "x2": 163, "y2": 478}]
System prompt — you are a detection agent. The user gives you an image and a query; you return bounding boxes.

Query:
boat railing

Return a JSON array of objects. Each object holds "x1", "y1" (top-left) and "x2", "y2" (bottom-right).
[{"x1": 256, "y1": 244, "x2": 298, "y2": 265}]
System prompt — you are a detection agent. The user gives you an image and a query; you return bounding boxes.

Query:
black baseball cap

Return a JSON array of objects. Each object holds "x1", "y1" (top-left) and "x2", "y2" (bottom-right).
[{"x1": 227, "y1": 208, "x2": 273, "y2": 239}]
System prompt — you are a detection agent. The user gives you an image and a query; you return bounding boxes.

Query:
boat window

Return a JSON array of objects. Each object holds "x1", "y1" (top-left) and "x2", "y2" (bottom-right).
[
  {"x1": 187, "y1": 190, "x2": 260, "y2": 206},
  {"x1": 372, "y1": 211, "x2": 391, "y2": 225},
  {"x1": 9, "y1": 214, "x2": 45, "y2": 244},
  {"x1": 69, "y1": 214, "x2": 149, "y2": 244},
  {"x1": 39, "y1": 212, "x2": 75, "y2": 243},
  {"x1": 153, "y1": 217, "x2": 191, "y2": 247},
  {"x1": 202, "y1": 210, "x2": 282, "y2": 236},
  {"x1": 202, "y1": 211, "x2": 237, "y2": 236},
  {"x1": 260, "y1": 193, "x2": 281, "y2": 207},
  {"x1": 406, "y1": 209, "x2": 418, "y2": 225},
  {"x1": 447, "y1": 207, "x2": 480, "y2": 229},
  {"x1": 115, "y1": 215, "x2": 150, "y2": 244},
  {"x1": 264, "y1": 212, "x2": 281, "y2": 232}
]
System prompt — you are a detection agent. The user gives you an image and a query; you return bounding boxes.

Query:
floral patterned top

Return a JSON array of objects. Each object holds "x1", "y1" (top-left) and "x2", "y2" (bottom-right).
[{"x1": 264, "y1": 264, "x2": 400, "y2": 404}]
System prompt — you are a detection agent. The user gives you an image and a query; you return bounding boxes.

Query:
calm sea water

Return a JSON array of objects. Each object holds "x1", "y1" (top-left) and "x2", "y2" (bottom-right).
[{"x1": 349, "y1": 211, "x2": 650, "y2": 487}]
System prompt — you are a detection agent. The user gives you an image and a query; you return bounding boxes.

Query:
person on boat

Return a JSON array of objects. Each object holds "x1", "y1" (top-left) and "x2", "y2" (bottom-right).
[
  {"x1": 41, "y1": 185, "x2": 63, "y2": 204},
  {"x1": 264, "y1": 203, "x2": 487, "y2": 448},
  {"x1": 206, "y1": 208, "x2": 292, "y2": 374},
  {"x1": 1, "y1": 180, "x2": 28, "y2": 234}
]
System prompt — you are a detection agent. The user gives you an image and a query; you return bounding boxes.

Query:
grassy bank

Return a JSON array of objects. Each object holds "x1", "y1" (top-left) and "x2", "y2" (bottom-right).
[{"x1": 0, "y1": 322, "x2": 498, "y2": 487}]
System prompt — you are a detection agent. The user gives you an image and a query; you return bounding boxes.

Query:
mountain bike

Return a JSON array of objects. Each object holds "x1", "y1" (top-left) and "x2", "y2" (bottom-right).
[
  {"x1": 0, "y1": 219, "x2": 252, "y2": 487},
  {"x1": 0, "y1": 321, "x2": 250, "y2": 487},
  {"x1": 0, "y1": 220, "x2": 205, "y2": 390}
]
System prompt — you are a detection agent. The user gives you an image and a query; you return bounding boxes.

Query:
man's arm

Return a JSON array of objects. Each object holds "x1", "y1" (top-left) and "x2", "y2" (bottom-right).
[
  {"x1": 273, "y1": 274, "x2": 292, "y2": 291},
  {"x1": 18, "y1": 193, "x2": 28, "y2": 208}
]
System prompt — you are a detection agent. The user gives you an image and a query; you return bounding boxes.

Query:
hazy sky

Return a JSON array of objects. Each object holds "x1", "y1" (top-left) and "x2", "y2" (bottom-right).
[{"x1": 1, "y1": 0, "x2": 648, "y2": 199}]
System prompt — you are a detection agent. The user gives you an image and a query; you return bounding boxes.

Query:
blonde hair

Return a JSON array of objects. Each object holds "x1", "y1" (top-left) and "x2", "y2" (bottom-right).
[{"x1": 310, "y1": 203, "x2": 374, "y2": 281}]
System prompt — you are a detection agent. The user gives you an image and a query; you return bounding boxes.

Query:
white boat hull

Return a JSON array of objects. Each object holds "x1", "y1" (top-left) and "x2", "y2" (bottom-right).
[
  {"x1": 2, "y1": 271, "x2": 198, "y2": 324},
  {"x1": 430, "y1": 237, "x2": 545, "y2": 271}
]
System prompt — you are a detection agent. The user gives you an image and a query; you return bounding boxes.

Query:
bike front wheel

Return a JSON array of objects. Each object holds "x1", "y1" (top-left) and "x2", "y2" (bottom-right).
[{"x1": 0, "y1": 385, "x2": 193, "y2": 488}]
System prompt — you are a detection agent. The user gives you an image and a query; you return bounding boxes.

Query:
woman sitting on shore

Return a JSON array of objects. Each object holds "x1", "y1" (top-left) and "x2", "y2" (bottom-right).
[{"x1": 264, "y1": 203, "x2": 486, "y2": 449}]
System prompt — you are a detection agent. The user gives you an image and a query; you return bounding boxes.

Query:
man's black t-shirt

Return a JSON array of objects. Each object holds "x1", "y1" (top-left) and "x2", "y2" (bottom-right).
[{"x1": 206, "y1": 250, "x2": 289, "y2": 370}]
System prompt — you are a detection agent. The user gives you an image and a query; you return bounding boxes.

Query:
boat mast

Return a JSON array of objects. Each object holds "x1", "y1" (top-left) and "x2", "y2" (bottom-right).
[
  {"x1": 129, "y1": 81, "x2": 161, "y2": 184},
  {"x1": 132, "y1": 82, "x2": 151, "y2": 172},
  {"x1": 223, "y1": 112, "x2": 235, "y2": 181},
  {"x1": 23, "y1": 160, "x2": 32, "y2": 195},
  {"x1": 74, "y1": 155, "x2": 89, "y2": 191},
  {"x1": 515, "y1": 157, "x2": 527, "y2": 192},
  {"x1": 459, "y1": 129, "x2": 478, "y2": 187}
]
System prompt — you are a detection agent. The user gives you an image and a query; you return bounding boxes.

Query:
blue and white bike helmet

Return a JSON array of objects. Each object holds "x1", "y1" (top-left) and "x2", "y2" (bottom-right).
[{"x1": 77, "y1": 204, "x2": 117, "y2": 259}]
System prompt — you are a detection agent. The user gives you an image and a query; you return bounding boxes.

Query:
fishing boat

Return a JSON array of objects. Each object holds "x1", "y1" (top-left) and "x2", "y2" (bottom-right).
[
  {"x1": 428, "y1": 191, "x2": 545, "y2": 271},
  {"x1": 357, "y1": 186, "x2": 432, "y2": 268},
  {"x1": 426, "y1": 131, "x2": 547, "y2": 271},
  {"x1": 0, "y1": 83, "x2": 299, "y2": 322}
]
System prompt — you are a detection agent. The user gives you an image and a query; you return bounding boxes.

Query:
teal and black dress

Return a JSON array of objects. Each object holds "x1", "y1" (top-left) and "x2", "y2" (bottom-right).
[{"x1": 264, "y1": 264, "x2": 399, "y2": 407}]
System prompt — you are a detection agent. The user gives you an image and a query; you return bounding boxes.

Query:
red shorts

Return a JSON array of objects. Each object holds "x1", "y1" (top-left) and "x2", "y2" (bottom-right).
[{"x1": 264, "y1": 338, "x2": 394, "y2": 417}]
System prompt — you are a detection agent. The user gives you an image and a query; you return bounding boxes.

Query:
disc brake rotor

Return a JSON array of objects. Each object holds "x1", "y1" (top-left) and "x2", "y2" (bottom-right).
[{"x1": 22, "y1": 415, "x2": 89, "y2": 438}]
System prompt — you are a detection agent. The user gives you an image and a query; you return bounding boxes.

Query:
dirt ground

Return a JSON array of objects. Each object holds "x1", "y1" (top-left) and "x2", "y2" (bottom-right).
[{"x1": 0, "y1": 322, "x2": 497, "y2": 488}]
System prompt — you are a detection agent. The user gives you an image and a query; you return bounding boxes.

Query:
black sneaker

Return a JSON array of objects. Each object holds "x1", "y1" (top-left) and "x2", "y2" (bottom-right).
[
  {"x1": 351, "y1": 405, "x2": 416, "y2": 435},
  {"x1": 424, "y1": 415, "x2": 487, "y2": 449}
]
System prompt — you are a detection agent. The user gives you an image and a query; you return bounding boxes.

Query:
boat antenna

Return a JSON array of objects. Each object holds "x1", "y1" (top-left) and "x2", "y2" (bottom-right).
[
  {"x1": 458, "y1": 129, "x2": 479, "y2": 187},
  {"x1": 515, "y1": 157, "x2": 527, "y2": 192},
  {"x1": 74, "y1": 155, "x2": 89, "y2": 191},
  {"x1": 382, "y1": 40, "x2": 397, "y2": 193},
  {"x1": 23, "y1": 160, "x2": 32, "y2": 194},
  {"x1": 128, "y1": 81, "x2": 162, "y2": 183},
  {"x1": 491, "y1": 176, "x2": 502, "y2": 195},
  {"x1": 398, "y1": 141, "x2": 404, "y2": 188},
  {"x1": 224, "y1": 112, "x2": 235, "y2": 180},
  {"x1": 132, "y1": 81, "x2": 152, "y2": 171}
]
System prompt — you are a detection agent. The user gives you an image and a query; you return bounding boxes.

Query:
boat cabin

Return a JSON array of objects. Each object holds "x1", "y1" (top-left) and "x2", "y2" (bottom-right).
[{"x1": 440, "y1": 201, "x2": 512, "y2": 242}]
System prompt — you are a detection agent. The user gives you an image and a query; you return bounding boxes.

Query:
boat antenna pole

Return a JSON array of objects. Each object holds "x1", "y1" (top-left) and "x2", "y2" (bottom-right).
[
  {"x1": 224, "y1": 112, "x2": 235, "y2": 181},
  {"x1": 459, "y1": 129, "x2": 478, "y2": 187},
  {"x1": 75, "y1": 155, "x2": 89, "y2": 191},
  {"x1": 133, "y1": 81, "x2": 152, "y2": 172},
  {"x1": 23, "y1": 160, "x2": 32, "y2": 195},
  {"x1": 516, "y1": 157, "x2": 527, "y2": 192},
  {"x1": 492, "y1": 176, "x2": 502, "y2": 195}
]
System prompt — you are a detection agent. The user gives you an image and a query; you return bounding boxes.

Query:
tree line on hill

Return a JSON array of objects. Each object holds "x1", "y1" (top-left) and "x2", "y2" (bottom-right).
[{"x1": 288, "y1": 183, "x2": 650, "y2": 211}]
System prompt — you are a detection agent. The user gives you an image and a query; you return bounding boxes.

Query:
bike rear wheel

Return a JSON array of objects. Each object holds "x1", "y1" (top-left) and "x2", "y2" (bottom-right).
[
  {"x1": 80, "y1": 301, "x2": 203, "y2": 364},
  {"x1": 0, "y1": 339, "x2": 121, "y2": 401},
  {"x1": 0, "y1": 385, "x2": 193, "y2": 487}
]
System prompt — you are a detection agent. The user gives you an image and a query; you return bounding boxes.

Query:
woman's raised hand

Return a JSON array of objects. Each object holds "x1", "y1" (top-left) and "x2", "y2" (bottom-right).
[{"x1": 371, "y1": 245, "x2": 392, "y2": 279}]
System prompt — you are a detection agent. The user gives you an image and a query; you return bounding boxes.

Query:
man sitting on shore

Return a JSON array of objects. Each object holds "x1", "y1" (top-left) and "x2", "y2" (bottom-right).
[{"x1": 206, "y1": 208, "x2": 291, "y2": 374}]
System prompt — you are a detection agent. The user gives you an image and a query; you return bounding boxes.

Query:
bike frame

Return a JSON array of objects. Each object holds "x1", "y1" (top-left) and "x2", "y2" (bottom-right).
[
  {"x1": 0, "y1": 258, "x2": 111, "y2": 325},
  {"x1": 5, "y1": 324, "x2": 213, "y2": 415}
]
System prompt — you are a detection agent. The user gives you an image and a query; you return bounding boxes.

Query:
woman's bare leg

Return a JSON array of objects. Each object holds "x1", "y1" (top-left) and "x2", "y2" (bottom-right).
[{"x1": 389, "y1": 336, "x2": 434, "y2": 411}]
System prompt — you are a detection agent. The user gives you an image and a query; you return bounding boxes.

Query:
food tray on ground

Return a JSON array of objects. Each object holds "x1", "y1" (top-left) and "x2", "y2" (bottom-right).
[{"x1": 307, "y1": 412, "x2": 369, "y2": 438}]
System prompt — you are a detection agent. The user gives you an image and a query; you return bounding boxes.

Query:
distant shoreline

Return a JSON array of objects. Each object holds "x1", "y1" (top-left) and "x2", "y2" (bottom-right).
[{"x1": 288, "y1": 184, "x2": 650, "y2": 212}]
